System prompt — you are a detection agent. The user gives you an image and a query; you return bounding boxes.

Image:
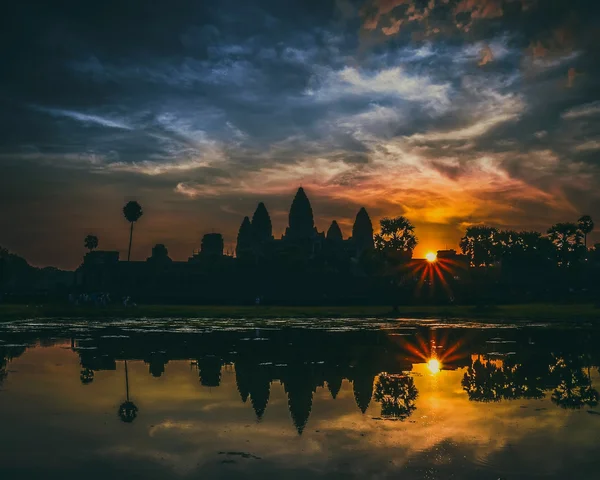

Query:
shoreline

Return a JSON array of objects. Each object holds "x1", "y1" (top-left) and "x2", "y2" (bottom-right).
[{"x1": 0, "y1": 303, "x2": 599, "y2": 322}]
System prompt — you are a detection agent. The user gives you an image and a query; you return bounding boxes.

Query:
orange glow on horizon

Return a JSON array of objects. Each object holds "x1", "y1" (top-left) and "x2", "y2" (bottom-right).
[
  {"x1": 427, "y1": 358, "x2": 441, "y2": 374},
  {"x1": 425, "y1": 252, "x2": 437, "y2": 263}
]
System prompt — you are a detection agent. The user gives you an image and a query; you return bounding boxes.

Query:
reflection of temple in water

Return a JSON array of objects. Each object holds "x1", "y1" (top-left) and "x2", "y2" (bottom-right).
[{"x1": 1, "y1": 326, "x2": 599, "y2": 433}]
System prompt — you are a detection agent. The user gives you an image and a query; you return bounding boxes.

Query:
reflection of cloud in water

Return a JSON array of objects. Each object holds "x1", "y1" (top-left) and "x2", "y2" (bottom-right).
[{"x1": 1, "y1": 336, "x2": 600, "y2": 478}]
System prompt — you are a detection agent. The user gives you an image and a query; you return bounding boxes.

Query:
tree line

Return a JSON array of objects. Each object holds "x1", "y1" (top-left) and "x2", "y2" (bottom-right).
[{"x1": 84, "y1": 198, "x2": 596, "y2": 270}]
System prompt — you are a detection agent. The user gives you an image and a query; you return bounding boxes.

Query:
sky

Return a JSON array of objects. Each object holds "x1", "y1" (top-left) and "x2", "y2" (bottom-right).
[{"x1": 1, "y1": 0, "x2": 599, "y2": 269}]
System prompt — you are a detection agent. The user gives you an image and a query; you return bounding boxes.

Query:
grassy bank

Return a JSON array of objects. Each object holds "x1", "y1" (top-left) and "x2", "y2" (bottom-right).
[{"x1": 0, "y1": 303, "x2": 599, "y2": 322}]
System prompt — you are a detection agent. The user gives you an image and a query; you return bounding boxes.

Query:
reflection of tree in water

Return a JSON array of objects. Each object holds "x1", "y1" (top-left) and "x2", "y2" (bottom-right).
[
  {"x1": 118, "y1": 360, "x2": 139, "y2": 423},
  {"x1": 0, "y1": 356, "x2": 7, "y2": 387},
  {"x1": 462, "y1": 354, "x2": 599, "y2": 408},
  {"x1": 506, "y1": 357, "x2": 547, "y2": 400},
  {"x1": 462, "y1": 359, "x2": 504, "y2": 402},
  {"x1": 374, "y1": 373, "x2": 418, "y2": 420},
  {"x1": 0, "y1": 345, "x2": 27, "y2": 389},
  {"x1": 549, "y1": 355, "x2": 599, "y2": 409},
  {"x1": 80, "y1": 368, "x2": 94, "y2": 384},
  {"x1": 462, "y1": 356, "x2": 549, "y2": 402}
]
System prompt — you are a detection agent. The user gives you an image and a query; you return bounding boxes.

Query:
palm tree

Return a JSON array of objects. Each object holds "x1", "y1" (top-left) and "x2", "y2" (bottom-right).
[
  {"x1": 578, "y1": 215, "x2": 594, "y2": 250},
  {"x1": 123, "y1": 201, "x2": 143, "y2": 261},
  {"x1": 118, "y1": 360, "x2": 139, "y2": 423},
  {"x1": 374, "y1": 216, "x2": 418, "y2": 257},
  {"x1": 84, "y1": 234, "x2": 98, "y2": 252}
]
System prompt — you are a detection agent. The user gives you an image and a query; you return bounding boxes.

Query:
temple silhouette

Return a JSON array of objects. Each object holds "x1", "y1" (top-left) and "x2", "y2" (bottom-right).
[
  {"x1": 75, "y1": 187, "x2": 469, "y2": 305},
  {"x1": 2, "y1": 186, "x2": 598, "y2": 305}
]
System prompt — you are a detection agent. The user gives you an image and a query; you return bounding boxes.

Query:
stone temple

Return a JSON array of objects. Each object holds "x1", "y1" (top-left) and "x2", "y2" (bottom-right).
[{"x1": 236, "y1": 187, "x2": 376, "y2": 260}]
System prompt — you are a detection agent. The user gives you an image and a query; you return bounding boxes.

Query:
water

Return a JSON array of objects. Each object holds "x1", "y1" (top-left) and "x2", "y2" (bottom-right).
[{"x1": 1, "y1": 319, "x2": 599, "y2": 479}]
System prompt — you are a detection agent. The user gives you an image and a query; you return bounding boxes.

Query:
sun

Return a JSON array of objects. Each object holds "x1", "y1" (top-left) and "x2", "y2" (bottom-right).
[
  {"x1": 425, "y1": 252, "x2": 437, "y2": 263},
  {"x1": 427, "y1": 358, "x2": 441, "y2": 374}
]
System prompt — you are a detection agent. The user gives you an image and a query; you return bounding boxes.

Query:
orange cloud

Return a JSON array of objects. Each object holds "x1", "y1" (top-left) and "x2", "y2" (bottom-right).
[
  {"x1": 478, "y1": 45, "x2": 494, "y2": 66},
  {"x1": 363, "y1": 0, "x2": 536, "y2": 36},
  {"x1": 454, "y1": 0, "x2": 503, "y2": 20}
]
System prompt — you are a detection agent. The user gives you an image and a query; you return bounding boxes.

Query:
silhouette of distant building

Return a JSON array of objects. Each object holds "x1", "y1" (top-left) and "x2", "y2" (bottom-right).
[
  {"x1": 200, "y1": 233, "x2": 224, "y2": 257},
  {"x1": 252, "y1": 202, "x2": 273, "y2": 244},
  {"x1": 326, "y1": 221, "x2": 344, "y2": 244},
  {"x1": 236, "y1": 216, "x2": 254, "y2": 260},
  {"x1": 351, "y1": 207, "x2": 375, "y2": 255},
  {"x1": 280, "y1": 187, "x2": 325, "y2": 255}
]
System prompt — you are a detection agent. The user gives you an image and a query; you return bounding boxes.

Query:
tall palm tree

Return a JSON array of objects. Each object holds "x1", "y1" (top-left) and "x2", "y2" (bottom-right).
[
  {"x1": 84, "y1": 234, "x2": 98, "y2": 252},
  {"x1": 578, "y1": 215, "x2": 594, "y2": 250},
  {"x1": 123, "y1": 201, "x2": 143, "y2": 261},
  {"x1": 374, "y1": 216, "x2": 418, "y2": 257},
  {"x1": 118, "y1": 360, "x2": 139, "y2": 423}
]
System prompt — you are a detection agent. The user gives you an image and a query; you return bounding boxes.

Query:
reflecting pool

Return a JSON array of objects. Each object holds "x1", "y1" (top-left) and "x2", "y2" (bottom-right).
[{"x1": 1, "y1": 319, "x2": 599, "y2": 479}]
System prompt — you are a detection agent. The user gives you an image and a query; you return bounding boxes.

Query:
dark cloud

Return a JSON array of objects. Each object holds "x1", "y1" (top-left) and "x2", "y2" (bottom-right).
[{"x1": 1, "y1": 0, "x2": 600, "y2": 267}]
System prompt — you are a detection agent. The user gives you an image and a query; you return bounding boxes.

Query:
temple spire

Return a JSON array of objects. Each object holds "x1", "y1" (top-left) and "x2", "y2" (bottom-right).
[
  {"x1": 326, "y1": 220, "x2": 343, "y2": 243},
  {"x1": 352, "y1": 207, "x2": 374, "y2": 254},
  {"x1": 252, "y1": 202, "x2": 273, "y2": 243},
  {"x1": 286, "y1": 187, "x2": 315, "y2": 240}
]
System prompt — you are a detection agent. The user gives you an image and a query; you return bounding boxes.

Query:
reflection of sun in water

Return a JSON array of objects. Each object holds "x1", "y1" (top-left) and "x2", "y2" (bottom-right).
[
  {"x1": 427, "y1": 358, "x2": 441, "y2": 374},
  {"x1": 425, "y1": 252, "x2": 437, "y2": 263}
]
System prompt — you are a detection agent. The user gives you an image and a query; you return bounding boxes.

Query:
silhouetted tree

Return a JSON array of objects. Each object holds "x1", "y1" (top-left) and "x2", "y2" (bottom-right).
[
  {"x1": 460, "y1": 226, "x2": 500, "y2": 267},
  {"x1": 374, "y1": 216, "x2": 417, "y2": 259},
  {"x1": 498, "y1": 230, "x2": 553, "y2": 269},
  {"x1": 326, "y1": 220, "x2": 344, "y2": 243},
  {"x1": 547, "y1": 222, "x2": 584, "y2": 266},
  {"x1": 236, "y1": 216, "x2": 254, "y2": 260},
  {"x1": 374, "y1": 373, "x2": 418, "y2": 420},
  {"x1": 80, "y1": 368, "x2": 94, "y2": 384},
  {"x1": 84, "y1": 235, "x2": 98, "y2": 252},
  {"x1": 123, "y1": 201, "x2": 143, "y2": 262},
  {"x1": 252, "y1": 202, "x2": 273, "y2": 243},
  {"x1": 118, "y1": 360, "x2": 138, "y2": 423},
  {"x1": 352, "y1": 207, "x2": 374, "y2": 254},
  {"x1": 578, "y1": 215, "x2": 594, "y2": 250}
]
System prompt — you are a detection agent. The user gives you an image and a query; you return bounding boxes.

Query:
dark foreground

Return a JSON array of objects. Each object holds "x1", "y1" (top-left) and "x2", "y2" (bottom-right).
[{"x1": 1, "y1": 318, "x2": 599, "y2": 479}]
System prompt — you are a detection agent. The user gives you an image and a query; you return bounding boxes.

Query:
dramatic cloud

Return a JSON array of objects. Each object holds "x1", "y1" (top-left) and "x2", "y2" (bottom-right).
[
  {"x1": 1, "y1": 0, "x2": 599, "y2": 268},
  {"x1": 562, "y1": 101, "x2": 600, "y2": 120},
  {"x1": 307, "y1": 66, "x2": 451, "y2": 112}
]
